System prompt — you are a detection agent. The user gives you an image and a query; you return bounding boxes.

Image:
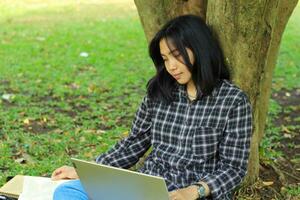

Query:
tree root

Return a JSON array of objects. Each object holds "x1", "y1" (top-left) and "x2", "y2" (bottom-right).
[
  {"x1": 280, "y1": 169, "x2": 300, "y2": 182},
  {"x1": 268, "y1": 162, "x2": 287, "y2": 184},
  {"x1": 274, "y1": 160, "x2": 300, "y2": 182}
]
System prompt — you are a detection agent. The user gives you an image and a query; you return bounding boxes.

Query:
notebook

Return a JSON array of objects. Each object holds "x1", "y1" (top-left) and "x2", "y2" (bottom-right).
[
  {"x1": 71, "y1": 158, "x2": 170, "y2": 200},
  {"x1": 0, "y1": 175, "x2": 23, "y2": 199},
  {"x1": 0, "y1": 175, "x2": 70, "y2": 200}
]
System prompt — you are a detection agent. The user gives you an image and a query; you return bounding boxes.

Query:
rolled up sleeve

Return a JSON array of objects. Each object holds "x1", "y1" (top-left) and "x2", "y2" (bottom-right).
[
  {"x1": 201, "y1": 96, "x2": 253, "y2": 199},
  {"x1": 95, "y1": 96, "x2": 152, "y2": 169}
]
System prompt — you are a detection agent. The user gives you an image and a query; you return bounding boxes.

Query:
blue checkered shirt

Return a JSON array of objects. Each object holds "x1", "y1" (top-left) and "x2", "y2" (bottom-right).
[{"x1": 96, "y1": 80, "x2": 253, "y2": 200}]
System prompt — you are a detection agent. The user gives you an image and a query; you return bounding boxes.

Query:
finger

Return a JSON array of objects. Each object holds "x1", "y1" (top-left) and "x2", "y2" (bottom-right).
[
  {"x1": 51, "y1": 169, "x2": 61, "y2": 179},
  {"x1": 168, "y1": 192, "x2": 176, "y2": 200},
  {"x1": 51, "y1": 165, "x2": 69, "y2": 178},
  {"x1": 52, "y1": 167, "x2": 67, "y2": 180},
  {"x1": 52, "y1": 172, "x2": 67, "y2": 181},
  {"x1": 52, "y1": 165, "x2": 66, "y2": 176},
  {"x1": 51, "y1": 173, "x2": 61, "y2": 181}
]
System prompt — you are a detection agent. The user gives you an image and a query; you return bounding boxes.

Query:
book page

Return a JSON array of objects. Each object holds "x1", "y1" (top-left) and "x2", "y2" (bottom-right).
[{"x1": 18, "y1": 176, "x2": 70, "y2": 200}]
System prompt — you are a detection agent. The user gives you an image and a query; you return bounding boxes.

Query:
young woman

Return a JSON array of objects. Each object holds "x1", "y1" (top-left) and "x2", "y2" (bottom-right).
[{"x1": 52, "y1": 15, "x2": 252, "y2": 200}]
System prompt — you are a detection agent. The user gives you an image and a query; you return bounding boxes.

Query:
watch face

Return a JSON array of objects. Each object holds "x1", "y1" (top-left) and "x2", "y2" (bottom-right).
[{"x1": 198, "y1": 186, "x2": 206, "y2": 198}]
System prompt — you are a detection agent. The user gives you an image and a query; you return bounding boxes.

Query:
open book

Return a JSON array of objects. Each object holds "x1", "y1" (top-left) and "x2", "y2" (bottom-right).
[{"x1": 0, "y1": 175, "x2": 70, "y2": 200}]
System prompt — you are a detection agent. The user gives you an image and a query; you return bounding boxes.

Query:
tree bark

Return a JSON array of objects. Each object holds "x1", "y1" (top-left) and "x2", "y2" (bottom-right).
[
  {"x1": 134, "y1": 0, "x2": 207, "y2": 42},
  {"x1": 134, "y1": 0, "x2": 298, "y2": 186},
  {"x1": 206, "y1": 0, "x2": 298, "y2": 184}
]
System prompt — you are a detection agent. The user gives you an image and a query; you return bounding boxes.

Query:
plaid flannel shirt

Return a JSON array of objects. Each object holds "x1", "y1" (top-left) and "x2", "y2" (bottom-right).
[{"x1": 96, "y1": 80, "x2": 252, "y2": 200}]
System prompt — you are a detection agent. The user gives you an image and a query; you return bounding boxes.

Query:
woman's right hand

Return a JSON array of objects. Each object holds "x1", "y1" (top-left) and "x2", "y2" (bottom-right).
[{"x1": 51, "y1": 165, "x2": 79, "y2": 181}]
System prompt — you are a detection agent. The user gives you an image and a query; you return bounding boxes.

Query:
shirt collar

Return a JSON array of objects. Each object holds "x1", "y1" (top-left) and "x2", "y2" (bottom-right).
[{"x1": 176, "y1": 82, "x2": 220, "y2": 99}]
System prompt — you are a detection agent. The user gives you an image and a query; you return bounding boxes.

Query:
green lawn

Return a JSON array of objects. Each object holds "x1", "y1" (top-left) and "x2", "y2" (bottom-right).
[
  {"x1": 273, "y1": 3, "x2": 300, "y2": 91},
  {"x1": 0, "y1": 0, "x2": 154, "y2": 185},
  {"x1": 0, "y1": 1, "x2": 299, "y2": 198}
]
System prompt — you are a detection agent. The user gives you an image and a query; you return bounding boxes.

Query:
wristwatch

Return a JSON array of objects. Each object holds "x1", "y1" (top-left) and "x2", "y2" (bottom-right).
[{"x1": 193, "y1": 183, "x2": 206, "y2": 199}]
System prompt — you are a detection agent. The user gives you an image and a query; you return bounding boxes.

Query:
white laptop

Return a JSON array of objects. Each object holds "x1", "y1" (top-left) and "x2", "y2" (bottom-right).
[{"x1": 71, "y1": 158, "x2": 169, "y2": 200}]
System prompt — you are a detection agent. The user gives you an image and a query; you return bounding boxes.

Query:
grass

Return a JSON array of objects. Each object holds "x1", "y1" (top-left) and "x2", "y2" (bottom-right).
[
  {"x1": 272, "y1": 3, "x2": 300, "y2": 91},
  {"x1": 259, "y1": 3, "x2": 300, "y2": 198},
  {"x1": 0, "y1": 0, "x2": 299, "y2": 198},
  {"x1": 260, "y1": 2, "x2": 300, "y2": 166},
  {"x1": 0, "y1": 0, "x2": 154, "y2": 185}
]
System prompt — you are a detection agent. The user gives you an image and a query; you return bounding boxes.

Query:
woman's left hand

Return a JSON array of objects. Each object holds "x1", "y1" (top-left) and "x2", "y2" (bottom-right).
[{"x1": 168, "y1": 185, "x2": 199, "y2": 200}]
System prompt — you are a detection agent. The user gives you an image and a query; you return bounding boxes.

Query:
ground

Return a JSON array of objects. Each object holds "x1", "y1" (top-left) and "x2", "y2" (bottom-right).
[
  {"x1": 0, "y1": 1, "x2": 299, "y2": 199},
  {"x1": 257, "y1": 88, "x2": 300, "y2": 200}
]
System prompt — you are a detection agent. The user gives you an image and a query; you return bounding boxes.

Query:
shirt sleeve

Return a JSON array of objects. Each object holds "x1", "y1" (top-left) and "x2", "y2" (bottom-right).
[
  {"x1": 95, "y1": 96, "x2": 152, "y2": 169},
  {"x1": 201, "y1": 95, "x2": 253, "y2": 199}
]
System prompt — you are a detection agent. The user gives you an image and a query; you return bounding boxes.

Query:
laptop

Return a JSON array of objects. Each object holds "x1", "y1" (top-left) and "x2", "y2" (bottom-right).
[{"x1": 71, "y1": 158, "x2": 169, "y2": 200}]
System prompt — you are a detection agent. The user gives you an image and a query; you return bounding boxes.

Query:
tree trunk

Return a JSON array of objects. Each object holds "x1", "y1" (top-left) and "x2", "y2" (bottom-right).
[
  {"x1": 206, "y1": 0, "x2": 298, "y2": 184},
  {"x1": 134, "y1": 0, "x2": 298, "y2": 185},
  {"x1": 134, "y1": 0, "x2": 206, "y2": 42}
]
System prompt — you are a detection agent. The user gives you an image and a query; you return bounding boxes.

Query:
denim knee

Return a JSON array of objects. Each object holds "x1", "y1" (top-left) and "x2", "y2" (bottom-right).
[{"x1": 53, "y1": 180, "x2": 88, "y2": 200}]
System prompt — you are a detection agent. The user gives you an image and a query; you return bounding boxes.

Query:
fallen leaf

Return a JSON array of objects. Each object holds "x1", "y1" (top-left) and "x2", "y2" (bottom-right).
[
  {"x1": 84, "y1": 152, "x2": 93, "y2": 158},
  {"x1": 69, "y1": 83, "x2": 80, "y2": 89},
  {"x1": 280, "y1": 186, "x2": 287, "y2": 192},
  {"x1": 122, "y1": 131, "x2": 129, "y2": 137},
  {"x1": 97, "y1": 136, "x2": 103, "y2": 140},
  {"x1": 23, "y1": 118, "x2": 30, "y2": 125},
  {"x1": 283, "y1": 116, "x2": 291, "y2": 122},
  {"x1": 80, "y1": 136, "x2": 86, "y2": 142},
  {"x1": 22, "y1": 153, "x2": 34, "y2": 164},
  {"x1": 281, "y1": 125, "x2": 291, "y2": 133},
  {"x1": 53, "y1": 129, "x2": 63, "y2": 134},
  {"x1": 262, "y1": 181, "x2": 274, "y2": 186},
  {"x1": 15, "y1": 158, "x2": 26, "y2": 164},
  {"x1": 291, "y1": 158, "x2": 300, "y2": 164},
  {"x1": 74, "y1": 129, "x2": 82, "y2": 135},
  {"x1": 64, "y1": 132, "x2": 70, "y2": 136},
  {"x1": 283, "y1": 133, "x2": 293, "y2": 138},
  {"x1": 84, "y1": 129, "x2": 96, "y2": 134},
  {"x1": 88, "y1": 84, "x2": 97, "y2": 93},
  {"x1": 2, "y1": 93, "x2": 15, "y2": 101},
  {"x1": 96, "y1": 130, "x2": 105, "y2": 134},
  {"x1": 36, "y1": 36, "x2": 45, "y2": 41},
  {"x1": 80, "y1": 52, "x2": 89, "y2": 57},
  {"x1": 19, "y1": 112, "x2": 26, "y2": 116}
]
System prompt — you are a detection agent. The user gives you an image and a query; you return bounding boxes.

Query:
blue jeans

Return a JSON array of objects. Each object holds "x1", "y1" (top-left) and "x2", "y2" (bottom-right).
[{"x1": 53, "y1": 179, "x2": 89, "y2": 200}]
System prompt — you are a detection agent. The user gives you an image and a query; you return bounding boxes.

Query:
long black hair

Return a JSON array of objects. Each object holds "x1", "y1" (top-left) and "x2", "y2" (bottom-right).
[{"x1": 147, "y1": 15, "x2": 230, "y2": 102}]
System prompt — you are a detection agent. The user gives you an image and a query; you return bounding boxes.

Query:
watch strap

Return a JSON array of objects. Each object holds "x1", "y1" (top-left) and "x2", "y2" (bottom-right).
[{"x1": 193, "y1": 183, "x2": 206, "y2": 199}]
